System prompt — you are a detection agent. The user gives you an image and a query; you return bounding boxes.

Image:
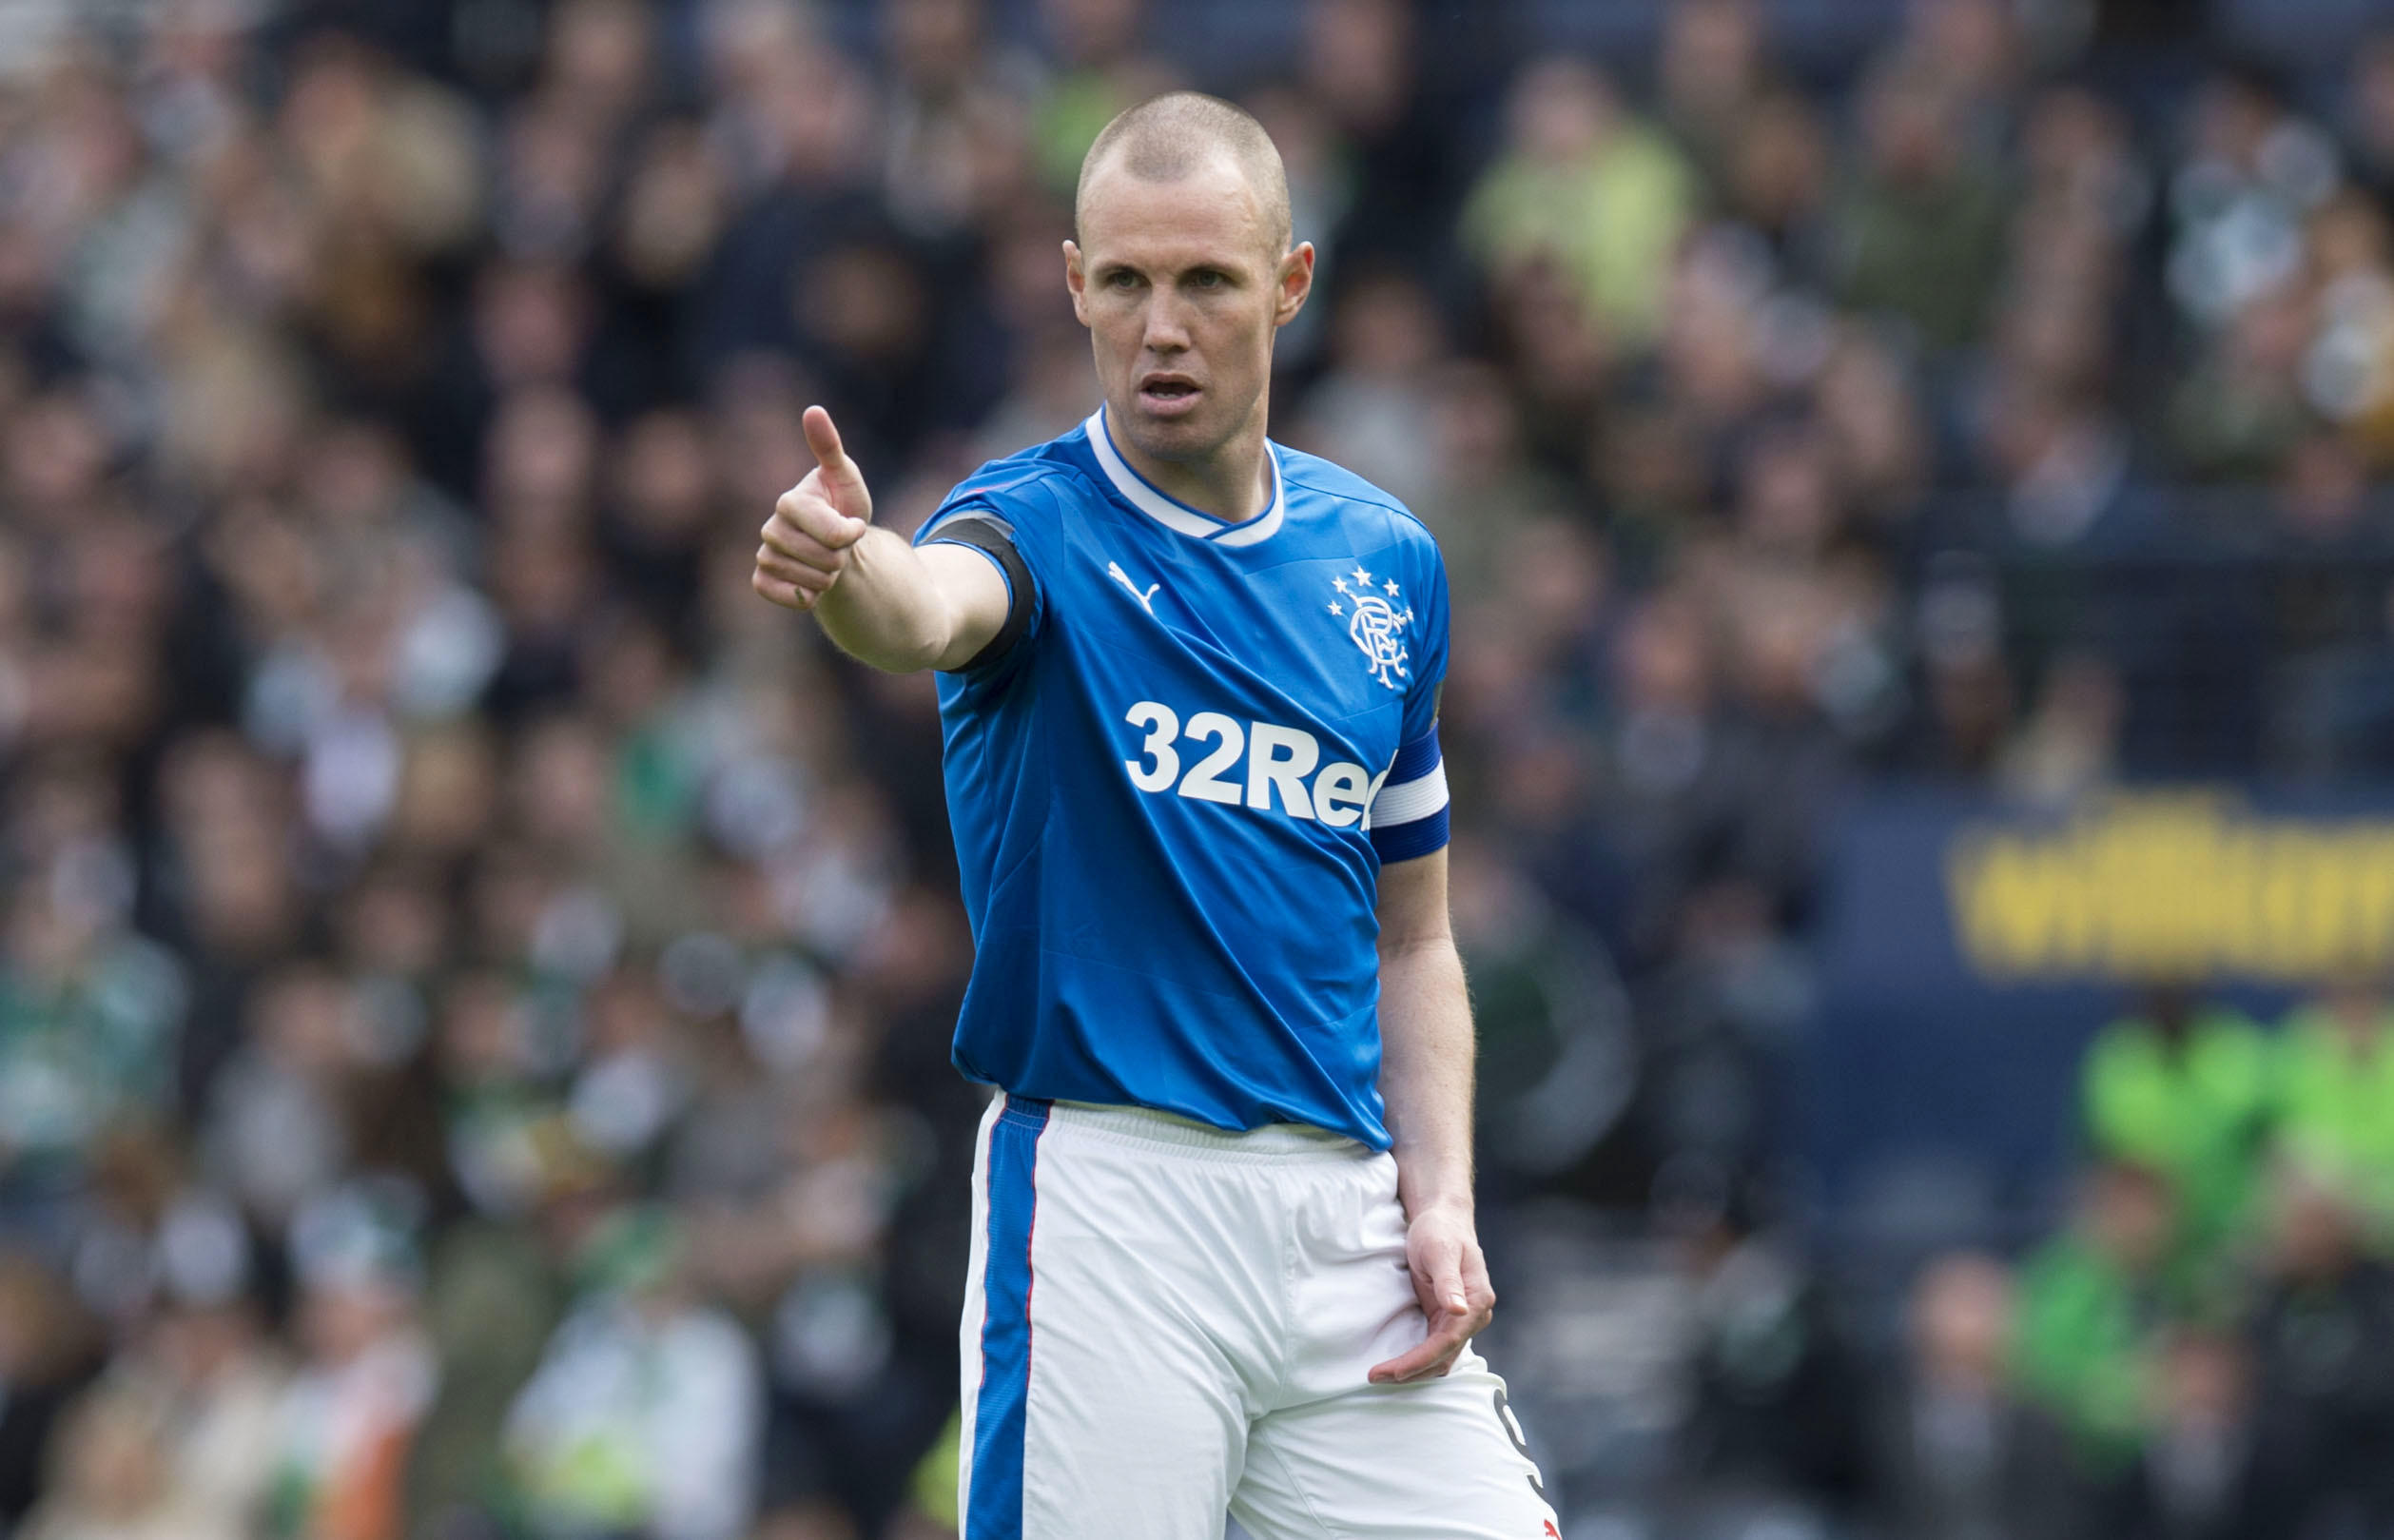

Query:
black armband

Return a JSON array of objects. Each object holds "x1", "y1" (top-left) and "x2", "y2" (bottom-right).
[{"x1": 926, "y1": 515, "x2": 1035, "y2": 673}]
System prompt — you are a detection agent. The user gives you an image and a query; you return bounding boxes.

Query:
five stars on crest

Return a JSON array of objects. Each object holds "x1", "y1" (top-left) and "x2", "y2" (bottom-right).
[
  {"x1": 1325, "y1": 558, "x2": 1412, "y2": 690},
  {"x1": 1334, "y1": 571, "x2": 1404, "y2": 600}
]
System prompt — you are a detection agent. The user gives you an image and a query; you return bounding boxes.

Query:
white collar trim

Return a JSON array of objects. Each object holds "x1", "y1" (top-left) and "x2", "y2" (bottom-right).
[{"x1": 1084, "y1": 407, "x2": 1286, "y2": 548}]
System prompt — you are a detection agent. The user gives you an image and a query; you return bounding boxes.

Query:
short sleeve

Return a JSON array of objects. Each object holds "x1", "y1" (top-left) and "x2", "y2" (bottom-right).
[
  {"x1": 1398, "y1": 546, "x2": 1450, "y2": 747},
  {"x1": 916, "y1": 498, "x2": 1041, "y2": 678},
  {"x1": 1367, "y1": 724, "x2": 1447, "y2": 863},
  {"x1": 1368, "y1": 542, "x2": 1450, "y2": 863}
]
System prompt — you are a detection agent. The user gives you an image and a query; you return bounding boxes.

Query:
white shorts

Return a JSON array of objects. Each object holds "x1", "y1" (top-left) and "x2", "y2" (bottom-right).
[{"x1": 958, "y1": 1095, "x2": 1557, "y2": 1540}]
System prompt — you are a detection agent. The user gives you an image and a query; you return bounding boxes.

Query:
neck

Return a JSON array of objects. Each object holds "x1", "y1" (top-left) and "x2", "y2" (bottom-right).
[{"x1": 1112, "y1": 400, "x2": 1274, "y2": 522}]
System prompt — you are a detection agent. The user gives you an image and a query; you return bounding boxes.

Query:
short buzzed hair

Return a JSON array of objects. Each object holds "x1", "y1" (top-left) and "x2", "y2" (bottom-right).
[{"x1": 1075, "y1": 91, "x2": 1294, "y2": 259}]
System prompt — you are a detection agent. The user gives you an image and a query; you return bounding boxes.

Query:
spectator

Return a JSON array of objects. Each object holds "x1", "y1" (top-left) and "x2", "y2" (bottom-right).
[
  {"x1": 1826, "y1": 61, "x2": 2008, "y2": 354},
  {"x1": 0, "y1": 1254, "x2": 104, "y2": 1530},
  {"x1": 2350, "y1": 32, "x2": 2394, "y2": 205},
  {"x1": 500, "y1": 1206, "x2": 762, "y2": 1540},
  {"x1": 118, "y1": 1282, "x2": 289, "y2": 1538},
  {"x1": 1032, "y1": 0, "x2": 1170, "y2": 196},
  {"x1": 1300, "y1": 0, "x2": 1459, "y2": 274},
  {"x1": 199, "y1": 964, "x2": 364, "y2": 1233},
  {"x1": 2167, "y1": 69, "x2": 2341, "y2": 337},
  {"x1": 1462, "y1": 57, "x2": 1697, "y2": 354},
  {"x1": 1657, "y1": 0, "x2": 1775, "y2": 196},
  {"x1": 1996, "y1": 653, "x2": 2125, "y2": 807},
  {"x1": 1667, "y1": 1172, "x2": 1867, "y2": 1529},
  {"x1": 2095, "y1": 1328, "x2": 2281, "y2": 1540},
  {"x1": 2169, "y1": 286, "x2": 2319, "y2": 481},
  {"x1": 1293, "y1": 267, "x2": 1450, "y2": 507},
  {"x1": 2079, "y1": 987, "x2": 2276, "y2": 1265},
  {"x1": 15, "y1": 1383, "x2": 242, "y2": 1540},
  {"x1": 261, "y1": 1186, "x2": 438, "y2": 1540},
  {"x1": 0, "y1": 892, "x2": 185, "y2": 1201},
  {"x1": 2274, "y1": 979, "x2": 2394, "y2": 1221},
  {"x1": 402, "y1": 1131, "x2": 595, "y2": 1535},
  {"x1": 1867, "y1": 1252, "x2": 2080, "y2": 1540},
  {"x1": 2011, "y1": 1161, "x2": 2176, "y2": 1472},
  {"x1": 2242, "y1": 1165, "x2": 2394, "y2": 1534}
]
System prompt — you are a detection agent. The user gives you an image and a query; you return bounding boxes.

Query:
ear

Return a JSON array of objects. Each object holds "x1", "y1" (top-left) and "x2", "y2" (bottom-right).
[
  {"x1": 1274, "y1": 242, "x2": 1316, "y2": 329},
  {"x1": 1062, "y1": 240, "x2": 1090, "y2": 327}
]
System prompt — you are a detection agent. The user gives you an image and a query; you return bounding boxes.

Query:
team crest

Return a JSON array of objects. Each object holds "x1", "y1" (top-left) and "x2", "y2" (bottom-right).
[{"x1": 1326, "y1": 564, "x2": 1412, "y2": 691}]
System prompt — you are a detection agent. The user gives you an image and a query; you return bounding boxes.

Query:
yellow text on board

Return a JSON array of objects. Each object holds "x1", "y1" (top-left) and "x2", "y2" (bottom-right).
[{"x1": 1945, "y1": 793, "x2": 2394, "y2": 982}]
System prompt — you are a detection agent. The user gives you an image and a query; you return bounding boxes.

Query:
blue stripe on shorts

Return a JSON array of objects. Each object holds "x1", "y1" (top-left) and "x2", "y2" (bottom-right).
[{"x1": 968, "y1": 1096, "x2": 1052, "y2": 1540}]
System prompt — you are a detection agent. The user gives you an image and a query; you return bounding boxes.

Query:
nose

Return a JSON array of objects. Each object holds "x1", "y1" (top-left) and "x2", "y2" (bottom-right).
[{"x1": 1140, "y1": 291, "x2": 1192, "y2": 355}]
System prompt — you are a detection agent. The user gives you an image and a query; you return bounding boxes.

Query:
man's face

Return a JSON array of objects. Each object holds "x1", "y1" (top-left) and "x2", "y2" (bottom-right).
[{"x1": 1065, "y1": 153, "x2": 1312, "y2": 466}]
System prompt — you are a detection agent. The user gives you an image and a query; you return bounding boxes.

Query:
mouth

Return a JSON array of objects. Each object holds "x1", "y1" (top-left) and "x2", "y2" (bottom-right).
[{"x1": 1135, "y1": 375, "x2": 1203, "y2": 419}]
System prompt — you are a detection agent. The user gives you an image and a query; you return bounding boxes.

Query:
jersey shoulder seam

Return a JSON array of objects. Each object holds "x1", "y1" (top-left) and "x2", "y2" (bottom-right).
[
  {"x1": 1278, "y1": 457, "x2": 1438, "y2": 545},
  {"x1": 936, "y1": 458, "x2": 1093, "y2": 519},
  {"x1": 923, "y1": 460, "x2": 1093, "y2": 547}
]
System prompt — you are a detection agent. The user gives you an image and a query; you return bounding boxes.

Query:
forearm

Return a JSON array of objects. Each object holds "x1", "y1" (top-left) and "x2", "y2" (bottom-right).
[
  {"x1": 813, "y1": 528, "x2": 976, "y2": 673},
  {"x1": 1368, "y1": 848, "x2": 1499, "y2": 1384},
  {"x1": 1377, "y1": 933, "x2": 1477, "y2": 1218}
]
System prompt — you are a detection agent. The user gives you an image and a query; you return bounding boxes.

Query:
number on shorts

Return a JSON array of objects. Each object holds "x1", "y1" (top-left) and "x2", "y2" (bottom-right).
[{"x1": 1492, "y1": 1387, "x2": 1547, "y2": 1503}]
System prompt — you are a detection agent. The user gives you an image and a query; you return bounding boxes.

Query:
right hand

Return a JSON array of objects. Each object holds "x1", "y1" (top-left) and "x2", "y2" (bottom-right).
[{"x1": 754, "y1": 406, "x2": 873, "y2": 612}]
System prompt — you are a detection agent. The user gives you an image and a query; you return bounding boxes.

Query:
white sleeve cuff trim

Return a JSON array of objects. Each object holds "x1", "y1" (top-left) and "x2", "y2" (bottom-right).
[{"x1": 1370, "y1": 762, "x2": 1449, "y2": 828}]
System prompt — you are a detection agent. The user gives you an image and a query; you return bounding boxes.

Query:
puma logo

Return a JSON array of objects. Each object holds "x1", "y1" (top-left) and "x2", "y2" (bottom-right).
[{"x1": 1106, "y1": 561, "x2": 1160, "y2": 615}]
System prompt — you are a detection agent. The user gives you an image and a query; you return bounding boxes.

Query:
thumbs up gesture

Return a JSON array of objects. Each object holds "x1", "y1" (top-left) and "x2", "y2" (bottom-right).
[{"x1": 754, "y1": 406, "x2": 874, "y2": 612}]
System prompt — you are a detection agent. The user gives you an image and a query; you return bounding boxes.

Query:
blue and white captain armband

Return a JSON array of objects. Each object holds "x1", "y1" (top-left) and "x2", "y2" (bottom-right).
[{"x1": 1367, "y1": 725, "x2": 1450, "y2": 863}]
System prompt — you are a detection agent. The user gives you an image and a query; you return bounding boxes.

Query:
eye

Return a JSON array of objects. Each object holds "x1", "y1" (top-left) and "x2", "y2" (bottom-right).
[
  {"x1": 1105, "y1": 269, "x2": 1141, "y2": 290},
  {"x1": 1192, "y1": 270, "x2": 1226, "y2": 290}
]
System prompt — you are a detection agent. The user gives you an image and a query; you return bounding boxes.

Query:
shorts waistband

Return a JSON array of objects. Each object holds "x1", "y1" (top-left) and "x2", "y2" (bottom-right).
[{"x1": 1005, "y1": 1095, "x2": 1374, "y2": 1160}]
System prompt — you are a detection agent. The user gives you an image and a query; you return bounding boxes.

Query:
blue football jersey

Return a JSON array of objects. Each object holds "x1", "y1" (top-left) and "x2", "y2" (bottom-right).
[{"x1": 911, "y1": 407, "x2": 1451, "y2": 1148}]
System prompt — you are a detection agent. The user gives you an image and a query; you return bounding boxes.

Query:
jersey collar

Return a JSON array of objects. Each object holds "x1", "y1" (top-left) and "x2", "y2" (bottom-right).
[{"x1": 1084, "y1": 406, "x2": 1286, "y2": 549}]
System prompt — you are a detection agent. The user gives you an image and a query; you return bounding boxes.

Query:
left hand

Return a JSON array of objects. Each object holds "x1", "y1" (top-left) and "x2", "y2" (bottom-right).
[{"x1": 1369, "y1": 1202, "x2": 1495, "y2": 1384}]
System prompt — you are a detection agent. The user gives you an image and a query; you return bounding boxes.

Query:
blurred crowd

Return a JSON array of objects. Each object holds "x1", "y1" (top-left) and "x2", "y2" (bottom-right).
[
  {"x1": 0, "y1": 0, "x2": 2391, "y2": 1538},
  {"x1": 1612, "y1": 980, "x2": 2394, "y2": 1540}
]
